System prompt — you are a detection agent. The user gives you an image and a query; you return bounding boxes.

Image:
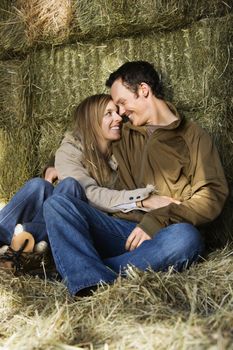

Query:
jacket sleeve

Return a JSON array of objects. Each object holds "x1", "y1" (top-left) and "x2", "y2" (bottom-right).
[
  {"x1": 55, "y1": 141, "x2": 154, "y2": 213},
  {"x1": 138, "y1": 129, "x2": 229, "y2": 236}
]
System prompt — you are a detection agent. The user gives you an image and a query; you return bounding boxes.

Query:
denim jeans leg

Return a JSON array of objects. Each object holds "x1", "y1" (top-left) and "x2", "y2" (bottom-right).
[
  {"x1": 0, "y1": 178, "x2": 53, "y2": 245},
  {"x1": 104, "y1": 223, "x2": 205, "y2": 273},
  {"x1": 54, "y1": 177, "x2": 87, "y2": 201},
  {"x1": 43, "y1": 194, "x2": 137, "y2": 295},
  {"x1": 25, "y1": 178, "x2": 87, "y2": 242}
]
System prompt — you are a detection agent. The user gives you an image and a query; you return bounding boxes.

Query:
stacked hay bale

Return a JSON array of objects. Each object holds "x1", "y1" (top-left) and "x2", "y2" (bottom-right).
[{"x1": 0, "y1": 0, "x2": 232, "y2": 245}]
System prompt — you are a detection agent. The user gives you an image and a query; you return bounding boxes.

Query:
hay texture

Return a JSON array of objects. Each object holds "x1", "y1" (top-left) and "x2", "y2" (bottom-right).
[
  {"x1": 0, "y1": 246, "x2": 233, "y2": 349},
  {"x1": 29, "y1": 14, "x2": 233, "y2": 178},
  {"x1": 0, "y1": 127, "x2": 38, "y2": 202},
  {"x1": 0, "y1": 59, "x2": 37, "y2": 201},
  {"x1": 0, "y1": 60, "x2": 27, "y2": 126},
  {"x1": 0, "y1": 0, "x2": 232, "y2": 56}
]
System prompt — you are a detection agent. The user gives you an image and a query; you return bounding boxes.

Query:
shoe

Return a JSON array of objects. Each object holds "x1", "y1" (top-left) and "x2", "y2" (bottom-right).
[
  {"x1": 0, "y1": 230, "x2": 56, "y2": 277},
  {"x1": 0, "y1": 234, "x2": 34, "y2": 272},
  {"x1": 34, "y1": 241, "x2": 48, "y2": 253},
  {"x1": 0, "y1": 245, "x2": 9, "y2": 255}
]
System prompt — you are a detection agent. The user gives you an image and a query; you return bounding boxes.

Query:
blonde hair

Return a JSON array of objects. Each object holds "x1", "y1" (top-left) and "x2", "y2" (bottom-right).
[{"x1": 72, "y1": 94, "x2": 116, "y2": 187}]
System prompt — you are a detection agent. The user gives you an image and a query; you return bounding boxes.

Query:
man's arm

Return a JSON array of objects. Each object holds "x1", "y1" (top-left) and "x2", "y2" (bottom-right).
[
  {"x1": 44, "y1": 167, "x2": 58, "y2": 183},
  {"x1": 137, "y1": 128, "x2": 229, "y2": 237}
]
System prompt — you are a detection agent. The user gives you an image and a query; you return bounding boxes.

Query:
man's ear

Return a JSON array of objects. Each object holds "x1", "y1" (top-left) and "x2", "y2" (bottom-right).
[{"x1": 140, "y1": 82, "x2": 150, "y2": 98}]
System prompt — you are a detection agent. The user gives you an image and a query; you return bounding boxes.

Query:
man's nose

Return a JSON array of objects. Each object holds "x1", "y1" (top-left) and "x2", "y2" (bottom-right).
[{"x1": 118, "y1": 105, "x2": 126, "y2": 116}]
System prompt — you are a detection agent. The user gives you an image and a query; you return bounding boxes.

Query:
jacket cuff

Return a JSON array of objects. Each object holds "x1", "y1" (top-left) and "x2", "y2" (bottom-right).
[{"x1": 137, "y1": 214, "x2": 165, "y2": 237}]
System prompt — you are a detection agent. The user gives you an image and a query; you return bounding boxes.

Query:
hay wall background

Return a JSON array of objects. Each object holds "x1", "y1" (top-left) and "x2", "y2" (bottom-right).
[{"x1": 0, "y1": 0, "x2": 232, "y2": 246}]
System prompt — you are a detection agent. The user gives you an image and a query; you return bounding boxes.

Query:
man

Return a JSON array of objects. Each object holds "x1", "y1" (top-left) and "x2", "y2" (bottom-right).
[
  {"x1": 43, "y1": 61, "x2": 228, "y2": 295},
  {"x1": 106, "y1": 61, "x2": 229, "y2": 250}
]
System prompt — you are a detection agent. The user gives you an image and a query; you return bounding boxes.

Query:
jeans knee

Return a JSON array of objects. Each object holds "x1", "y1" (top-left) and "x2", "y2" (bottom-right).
[
  {"x1": 26, "y1": 177, "x2": 53, "y2": 192},
  {"x1": 173, "y1": 223, "x2": 204, "y2": 257},
  {"x1": 44, "y1": 194, "x2": 61, "y2": 213},
  {"x1": 55, "y1": 177, "x2": 86, "y2": 200}
]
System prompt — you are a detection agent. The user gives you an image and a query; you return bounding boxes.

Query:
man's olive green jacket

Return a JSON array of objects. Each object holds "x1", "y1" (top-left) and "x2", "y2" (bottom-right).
[{"x1": 113, "y1": 113, "x2": 229, "y2": 237}]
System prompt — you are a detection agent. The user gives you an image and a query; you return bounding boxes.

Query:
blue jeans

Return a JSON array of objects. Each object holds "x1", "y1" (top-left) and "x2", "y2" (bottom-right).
[
  {"x1": 0, "y1": 177, "x2": 85, "y2": 245},
  {"x1": 43, "y1": 183, "x2": 205, "y2": 295}
]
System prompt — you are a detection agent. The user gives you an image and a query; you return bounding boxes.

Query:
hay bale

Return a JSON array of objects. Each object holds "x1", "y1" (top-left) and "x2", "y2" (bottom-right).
[
  {"x1": 0, "y1": 127, "x2": 38, "y2": 202},
  {"x1": 38, "y1": 121, "x2": 69, "y2": 171},
  {"x1": 0, "y1": 0, "x2": 232, "y2": 55},
  {"x1": 0, "y1": 1, "x2": 28, "y2": 58},
  {"x1": 73, "y1": 0, "x2": 232, "y2": 41},
  {"x1": 30, "y1": 15, "x2": 232, "y2": 160},
  {"x1": 0, "y1": 59, "x2": 38, "y2": 200},
  {"x1": 0, "y1": 59, "x2": 29, "y2": 127},
  {"x1": 30, "y1": 14, "x2": 232, "y2": 116},
  {"x1": 15, "y1": 0, "x2": 73, "y2": 45}
]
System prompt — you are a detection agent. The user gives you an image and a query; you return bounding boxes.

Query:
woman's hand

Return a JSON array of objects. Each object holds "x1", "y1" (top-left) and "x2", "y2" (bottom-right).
[{"x1": 142, "y1": 194, "x2": 181, "y2": 210}]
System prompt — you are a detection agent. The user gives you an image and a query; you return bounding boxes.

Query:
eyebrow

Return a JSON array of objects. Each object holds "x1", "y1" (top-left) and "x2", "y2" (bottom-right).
[
  {"x1": 105, "y1": 107, "x2": 117, "y2": 112},
  {"x1": 116, "y1": 98, "x2": 125, "y2": 105}
]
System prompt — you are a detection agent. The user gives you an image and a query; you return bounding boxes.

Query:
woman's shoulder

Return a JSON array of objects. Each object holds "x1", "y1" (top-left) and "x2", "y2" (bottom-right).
[{"x1": 61, "y1": 131, "x2": 83, "y2": 152}]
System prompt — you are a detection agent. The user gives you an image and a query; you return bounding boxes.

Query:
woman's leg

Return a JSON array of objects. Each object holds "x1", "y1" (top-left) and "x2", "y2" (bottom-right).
[
  {"x1": 0, "y1": 178, "x2": 53, "y2": 245},
  {"x1": 24, "y1": 177, "x2": 87, "y2": 243}
]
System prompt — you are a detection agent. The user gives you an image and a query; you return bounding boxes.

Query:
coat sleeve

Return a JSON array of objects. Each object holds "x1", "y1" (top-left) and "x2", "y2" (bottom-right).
[
  {"x1": 138, "y1": 128, "x2": 229, "y2": 236},
  {"x1": 55, "y1": 141, "x2": 154, "y2": 213}
]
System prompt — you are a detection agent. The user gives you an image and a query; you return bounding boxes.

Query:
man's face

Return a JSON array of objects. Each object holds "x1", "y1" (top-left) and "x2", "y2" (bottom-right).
[{"x1": 110, "y1": 79, "x2": 149, "y2": 127}]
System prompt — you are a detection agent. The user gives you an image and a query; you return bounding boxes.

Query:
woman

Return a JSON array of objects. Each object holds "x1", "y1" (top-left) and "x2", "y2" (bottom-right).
[{"x1": 0, "y1": 94, "x2": 167, "y2": 273}]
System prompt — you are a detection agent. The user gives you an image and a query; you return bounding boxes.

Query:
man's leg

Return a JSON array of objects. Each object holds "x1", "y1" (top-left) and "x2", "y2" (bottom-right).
[
  {"x1": 0, "y1": 178, "x2": 53, "y2": 245},
  {"x1": 44, "y1": 194, "x2": 204, "y2": 295},
  {"x1": 43, "y1": 194, "x2": 136, "y2": 295},
  {"x1": 104, "y1": 223, "x2": 205, "y2": 273}
]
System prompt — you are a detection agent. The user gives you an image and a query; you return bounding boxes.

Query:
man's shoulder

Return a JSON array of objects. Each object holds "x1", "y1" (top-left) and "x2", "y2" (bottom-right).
[{"x1": 179, "y1": 118, "x2": 207, "y2": 137}]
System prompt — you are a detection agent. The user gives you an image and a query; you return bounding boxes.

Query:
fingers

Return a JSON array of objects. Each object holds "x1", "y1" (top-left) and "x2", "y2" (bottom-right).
[
  {"x1": 44, "y1": 169, "x2": 58, "y2": 183},
  {"x1": 125, "y1": 231, "x2": 139, "y2": 251},
  {"x1": 171, "y1": 198, "x2": 181, "y2": 204},
  {"x1": 125, "y1": 228, "x2": 151, "y2": 251}
]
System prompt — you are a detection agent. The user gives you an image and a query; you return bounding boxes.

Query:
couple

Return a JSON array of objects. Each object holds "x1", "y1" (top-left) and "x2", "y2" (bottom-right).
[{"x1": 0, "y1": 61, "x2": 228, "y2": 295}]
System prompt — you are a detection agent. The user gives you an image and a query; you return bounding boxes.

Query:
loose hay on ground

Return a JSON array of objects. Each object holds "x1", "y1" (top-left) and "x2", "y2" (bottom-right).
[{"x1": 0, "y1": 247, "x2": 233, "y2": 349}]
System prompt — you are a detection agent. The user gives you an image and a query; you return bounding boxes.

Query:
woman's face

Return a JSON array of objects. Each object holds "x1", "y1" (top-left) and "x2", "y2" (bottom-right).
[{"x1": 101, "y1": 100, "x2": 122, "y2": 142}]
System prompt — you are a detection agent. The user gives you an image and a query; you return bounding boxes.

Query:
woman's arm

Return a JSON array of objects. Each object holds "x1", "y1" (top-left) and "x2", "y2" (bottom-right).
[{"x1": 55, "y1": 139, "x2": 154, "y2": 213}]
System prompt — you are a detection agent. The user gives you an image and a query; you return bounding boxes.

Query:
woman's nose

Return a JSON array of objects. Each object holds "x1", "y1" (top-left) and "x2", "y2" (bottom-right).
[{"x1": 113, "y1": 111, "x2": 122, "y2": 121}]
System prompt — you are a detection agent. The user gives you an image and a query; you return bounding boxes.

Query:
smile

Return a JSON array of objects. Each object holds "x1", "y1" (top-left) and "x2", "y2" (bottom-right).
[{"x1": 110, "y1": 126, "x2": 120, "y2": 130}]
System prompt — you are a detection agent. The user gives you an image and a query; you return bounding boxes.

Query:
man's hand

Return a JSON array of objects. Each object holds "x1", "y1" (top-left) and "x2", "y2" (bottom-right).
[
  {"x1": 44, "y1": 167, "x2": 58, "y2": 183},
  {"x1": 142, "y1": 194, "x2": 181, "y2": 210},
  {"x1": 125, "y1": 227, "x2": 151, "y2": 251}
]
